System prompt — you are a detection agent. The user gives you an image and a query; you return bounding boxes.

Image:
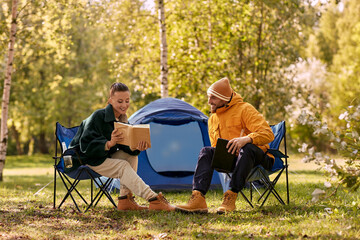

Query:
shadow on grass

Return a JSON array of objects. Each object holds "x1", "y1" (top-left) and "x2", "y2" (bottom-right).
[{"x1": 1, "y1": 171, "x2": 359, "y2": 239}]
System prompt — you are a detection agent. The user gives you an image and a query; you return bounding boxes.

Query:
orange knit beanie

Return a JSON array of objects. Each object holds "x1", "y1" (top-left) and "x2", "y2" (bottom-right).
[{"x1": 207, "y1": 77, "x2": 233, "y2": 101}]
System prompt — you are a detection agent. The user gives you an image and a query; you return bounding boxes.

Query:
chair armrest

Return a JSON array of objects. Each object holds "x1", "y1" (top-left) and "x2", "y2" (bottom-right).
[{"x1": 267, "y1": 149, "x2": 288, "y2": 158}]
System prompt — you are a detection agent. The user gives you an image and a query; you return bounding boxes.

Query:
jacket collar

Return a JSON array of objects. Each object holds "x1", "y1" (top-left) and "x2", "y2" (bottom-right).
[
  {"x1": 215, "y1": 92, "x2": 243, "y2": 114},
  {"x1": 104, "y1": 104, "x2": 116, "y2": 123}
]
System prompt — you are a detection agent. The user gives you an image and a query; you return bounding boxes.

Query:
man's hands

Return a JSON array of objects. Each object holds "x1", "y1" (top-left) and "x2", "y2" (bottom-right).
[{"x1": 226, "y1": 136, "x2": 252, "y2": 155}]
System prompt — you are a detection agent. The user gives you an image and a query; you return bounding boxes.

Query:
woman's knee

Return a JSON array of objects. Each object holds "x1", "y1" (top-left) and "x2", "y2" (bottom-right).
[{"x1": 116, "y1": 160, "x2": 133, "y2": 176}]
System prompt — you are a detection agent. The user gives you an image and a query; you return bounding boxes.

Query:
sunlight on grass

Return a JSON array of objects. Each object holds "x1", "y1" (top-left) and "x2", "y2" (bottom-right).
[
  {"x1": 0, "y1": 153, "x2": 359, "y2": 239},
  {"x1": 4, "y1": 168, "x2": 53, "y2": 176},
  {"x1": 4, "y1": 154, "x2": 52, "y2": 169}
]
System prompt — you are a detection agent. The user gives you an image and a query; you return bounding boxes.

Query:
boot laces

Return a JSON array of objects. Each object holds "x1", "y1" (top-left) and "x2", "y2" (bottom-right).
[
  {"x1": 129, "y1": 196, "x2": 137, "y2": 204},
  {"x1": 187, "y1": 193, "x2": 198, "y2": 204},
  {"x1": 158, "y1": 193, "x2": 170, "y2": 204},
  {"x1": 222, "y1": 193, "x2": 233, "y2": 205}
]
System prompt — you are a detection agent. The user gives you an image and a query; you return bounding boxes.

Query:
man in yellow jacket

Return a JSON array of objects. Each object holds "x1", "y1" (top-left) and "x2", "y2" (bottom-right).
[{"x1": 176, "y1": 77, "x2": 275, "y2": 213}]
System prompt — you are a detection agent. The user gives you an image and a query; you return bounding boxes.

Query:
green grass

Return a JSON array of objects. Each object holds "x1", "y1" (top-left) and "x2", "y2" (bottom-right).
[
  {"x1": 0, "y1": 155, "x2": 359, "y2": 239},
  {"x1": 4, "y1": 154, "x2": 50, "y2": 168}
]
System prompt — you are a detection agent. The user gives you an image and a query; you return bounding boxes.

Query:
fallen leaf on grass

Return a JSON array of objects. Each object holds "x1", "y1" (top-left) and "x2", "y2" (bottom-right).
[
  {"x1": 324, "y1": 208, "x2": 333, "y2": 214},
  {"x1": 311, "y1": 188, "x2": 326, "y2": 202},
  {"x1": 155, "y1": 233, "x2": 168, "y2": 239}
]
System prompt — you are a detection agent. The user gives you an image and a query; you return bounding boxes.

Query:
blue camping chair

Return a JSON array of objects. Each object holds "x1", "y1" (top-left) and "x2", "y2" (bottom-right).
[
  {"x1": 53, "y1": 122, "x2": 117, "y2": 212},
  {"x1": 219, "y1": 121, "x2": 289, "y2": 208}
]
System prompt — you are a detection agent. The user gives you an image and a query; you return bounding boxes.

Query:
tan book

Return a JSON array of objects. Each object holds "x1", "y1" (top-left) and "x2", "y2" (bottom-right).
[{"x1": 114, "y1": 122, "x2": 151, "y2": 149}]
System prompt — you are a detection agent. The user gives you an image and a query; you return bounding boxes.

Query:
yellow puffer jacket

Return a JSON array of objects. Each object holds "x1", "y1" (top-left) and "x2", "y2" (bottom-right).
[{"x1": 208, "y1": 92, "x2": 274, "y2": 154}]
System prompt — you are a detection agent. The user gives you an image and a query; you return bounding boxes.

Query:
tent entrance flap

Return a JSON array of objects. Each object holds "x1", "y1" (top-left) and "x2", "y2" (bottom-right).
[
  {"x1": 128, "y1": 97, "x2": 222, "y2": 190},
  {"x1": 146, "y1": 122, "x2": 203, "y2": 176}
]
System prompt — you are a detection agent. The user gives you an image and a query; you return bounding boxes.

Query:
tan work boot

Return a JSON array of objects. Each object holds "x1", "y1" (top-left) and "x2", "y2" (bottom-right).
[
  {"x1": 117, "y1": 193, "x2": 148, "y2": 211},
  {"x1": 217, "y1": 190, "x2": 238, "y2": 214},
  {"x1": 148, "y1": 192, "x2": 175, "y2": 211},
  {"x1": 175, "y1": 190, "x2": 208, "y2": 213}
]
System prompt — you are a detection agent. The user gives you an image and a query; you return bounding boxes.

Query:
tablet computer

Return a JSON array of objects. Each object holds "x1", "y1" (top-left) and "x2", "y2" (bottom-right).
[{"x1": 211, "y1": 138, "x2": 237, "y2": 173}]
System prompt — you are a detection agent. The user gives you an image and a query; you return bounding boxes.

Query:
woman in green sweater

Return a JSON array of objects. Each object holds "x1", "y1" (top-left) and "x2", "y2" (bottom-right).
[{"x1": 70, "y1": 82, "x2": 174, "y2": 211}]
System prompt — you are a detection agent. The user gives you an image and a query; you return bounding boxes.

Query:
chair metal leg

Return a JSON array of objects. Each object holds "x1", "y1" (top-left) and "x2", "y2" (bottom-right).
[
  {"x1": 53, "y1": 164, "x2": 57, "y2": 209},
  {"x1": 84, "y1": 169, "x2": 117, "y2": 212},
  {"x1": 250, "y1": 184, "x2": 253, "y2": 202},
  {"x1": 257, "y1": 169, "x2": 285, "y2": 207},
  {"x1": 92, "y1": 178, "x2": 116, "y2": 208},
  {"x1": 238, "y1": 190, "x2": 254, "y2": 208},
  {"x1": 57, "y1": 171, "x2": 83, "y2": 212}
]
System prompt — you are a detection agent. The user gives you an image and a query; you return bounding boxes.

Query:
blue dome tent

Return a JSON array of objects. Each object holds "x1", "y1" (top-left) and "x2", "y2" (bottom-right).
[{"x1": 128, "y1": 97, "x2": 222, "y2": 190}]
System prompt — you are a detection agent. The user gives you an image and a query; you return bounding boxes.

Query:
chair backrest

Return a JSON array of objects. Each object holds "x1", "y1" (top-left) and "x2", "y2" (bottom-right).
[
  {"x1": 269, "y1": 121, "x2": 286, "y2": 172},
  {"x1": 269, "y1": 121, "x2": 285, "y2": 150},
  {"x1": 55, "y1": 122, "x2": 79, "y2": 172}
]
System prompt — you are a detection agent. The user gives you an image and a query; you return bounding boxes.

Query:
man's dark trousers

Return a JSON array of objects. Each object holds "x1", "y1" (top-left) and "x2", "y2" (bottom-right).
[{"x1": 193, "y1": 143, "x2": 274, "y2": 194}]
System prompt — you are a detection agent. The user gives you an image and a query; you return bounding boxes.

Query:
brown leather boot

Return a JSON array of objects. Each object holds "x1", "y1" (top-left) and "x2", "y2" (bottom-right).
[
  {"x1": 175, "y1": 190, "x2": 208, "y2": 213},
  {"x1": 117, "y1": 193, "x2": 148, "y2": 211},
  {"x1": 217, "y1": 190, "x2": 238, "y2": 214},
  {"x1": 148, "y1": 192, "x2": 175, "y2": 211}
]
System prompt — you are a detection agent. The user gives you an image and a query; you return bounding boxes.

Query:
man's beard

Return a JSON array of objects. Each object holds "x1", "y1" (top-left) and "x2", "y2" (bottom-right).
[{"x1": 210, "y1": 103, "x2": 226, "y2": 113}]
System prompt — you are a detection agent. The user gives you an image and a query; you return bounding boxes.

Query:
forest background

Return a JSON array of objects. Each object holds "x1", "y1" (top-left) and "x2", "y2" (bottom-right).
[{"x1": 0, "y1": 0, "x2": 359, "y2": 187}]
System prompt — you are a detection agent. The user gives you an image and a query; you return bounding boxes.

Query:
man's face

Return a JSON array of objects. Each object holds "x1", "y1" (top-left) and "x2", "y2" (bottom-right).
[
  {"x1": 208, "y1": 94, "x2": 227, "y2": 112},
  {"x1": 109, "y1": 91, "x2": 130, "y2": 118}
]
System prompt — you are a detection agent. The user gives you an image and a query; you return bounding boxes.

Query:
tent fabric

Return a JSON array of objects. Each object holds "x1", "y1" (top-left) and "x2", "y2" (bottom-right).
[
  {"x1": 128, "y1": 97, "x2": 221, "y2": 190},
  {"x1": 129, "y1": 97, "x2": 208, "y2": 125}
]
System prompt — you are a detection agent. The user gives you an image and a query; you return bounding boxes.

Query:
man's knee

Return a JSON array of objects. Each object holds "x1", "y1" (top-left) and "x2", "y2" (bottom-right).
[
  {"x1": 199, "y1": 146, "x2": 213, "y2": 155},
  {"x1": 241, "y1": 144, "x2": 265, "y2": 158},
  {"x1": 241, "y1": 143, "x2": 257, "y2": 153},
  {"x1": 199, "y1": 147, "x2": 214, "y2": 158},
  {"x1": 197, "y1": 147, "x2": 214, "y2": 165}
]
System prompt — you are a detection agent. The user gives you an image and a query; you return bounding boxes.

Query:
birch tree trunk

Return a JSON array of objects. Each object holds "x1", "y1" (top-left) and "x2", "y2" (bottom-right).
[
  {"x1": 158, "y1": 0, "x2": 168, "y2": 98},
  {"x1": 0, "y1": 0, "x2": 19, "y2": 181}
]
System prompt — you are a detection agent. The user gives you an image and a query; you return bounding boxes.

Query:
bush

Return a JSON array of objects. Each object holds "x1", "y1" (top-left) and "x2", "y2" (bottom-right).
[{"x1": 298, "y1": 105, "x2": 360, "y2": 192}]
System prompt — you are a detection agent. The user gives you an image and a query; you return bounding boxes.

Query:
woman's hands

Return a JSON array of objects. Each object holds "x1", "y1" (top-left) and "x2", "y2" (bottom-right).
[
  {"x1": 107, "y1": 129, "x2": 149, "y2": 152},
  {"x1": 107, "y1": 128, "x2": 123, "y2": 149},
  {"x1": 134, "y1": 141, "x2": 149, "y2": 151}
]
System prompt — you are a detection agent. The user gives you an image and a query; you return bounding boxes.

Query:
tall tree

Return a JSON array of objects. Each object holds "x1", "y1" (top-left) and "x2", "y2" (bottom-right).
[
  {"x1": 165, "y1": 0, "x2": 308, "y2": 120},
  {"x1": 306, "y1": 0, "x2": 360, "y2": 118},
  {"x1": 0, "y1": 0, "x2": 18, "y2": 181},
  {"x1": 158, "y1": 0, "x2": 169, "y2": 98}
]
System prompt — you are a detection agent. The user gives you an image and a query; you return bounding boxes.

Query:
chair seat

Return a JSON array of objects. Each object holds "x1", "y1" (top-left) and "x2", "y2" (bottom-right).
[
  {"x1": 54, "y1": 122, "x2": 117, "y2": 212},
  {"x1": 247, "y1": 165, "x2": 269, "y2": 182},
  {"x1": 217, "y1": 121, "x2": 289, "y2": 208},
  {"x1": 64, "y1": 165, "x2": 102, "y2": 180}
]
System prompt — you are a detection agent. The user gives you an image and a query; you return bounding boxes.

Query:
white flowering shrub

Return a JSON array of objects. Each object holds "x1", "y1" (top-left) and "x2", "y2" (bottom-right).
[{"x1": 298, "y1": 105, "x2": 360, "y2": 191}]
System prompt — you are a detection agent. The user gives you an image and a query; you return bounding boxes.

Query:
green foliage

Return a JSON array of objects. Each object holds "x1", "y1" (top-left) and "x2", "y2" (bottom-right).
[
  {"x1": 165, "y1": 0, "x2": 308, "y2": 119},
  {"x1": 305, "y1": 0, "x2": 360, "y2": 117},
  {"x1": 290, "y1": 0, "x2": 360, "y2": 155},
  {"x1": 1, "y1": 0, "x2": 313, "y2": 155},
  {"x1": 331, "y1": 106, "x2": 360, "y2": 191},
  {"x1": 298, "y1": 104, "x2": 360, "y2": 192},
  {"x1": 2, "y1": 0, "x2": 117, "y2": 154}
]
